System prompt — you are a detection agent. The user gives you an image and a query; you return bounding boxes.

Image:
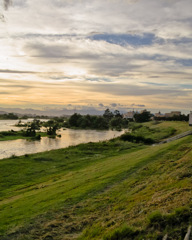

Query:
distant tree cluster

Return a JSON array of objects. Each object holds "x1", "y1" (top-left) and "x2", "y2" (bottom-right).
[
  {"x1": 154, "y1": 114, "x2": 189, "y2": 122},
  {"x1": 0, "y1": 113, "x2": 18, "y2": 120},
  {"x1": 24, "y1": 119, "x2": 41, "y2": 139},
  {"x1": 65, "y1": 109, "x2": 128, "y2": 130},
  {"x1": 120, "y1": 133, "x2": 154, "y2": 144},
  {"x1": 134, "y1": 110, "x2": 152, "y2": 123},
  {"x1": 44, "y1": 120, "x2": 59, "y2": 135}
]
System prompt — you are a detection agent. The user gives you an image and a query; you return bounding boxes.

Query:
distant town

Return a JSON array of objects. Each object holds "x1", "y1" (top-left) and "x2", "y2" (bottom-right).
[
  {"x1": 0, "y1": 109, "x2": 190, "y2": 120},
  {"x1": 0, "y1": 108, "x2": 192, "y2": 128},
  {"x1": 123, "y1": 110, "x2": 187, "y2": 120}
]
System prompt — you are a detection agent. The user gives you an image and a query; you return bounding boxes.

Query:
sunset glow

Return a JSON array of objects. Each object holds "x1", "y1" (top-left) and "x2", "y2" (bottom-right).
[{"x1": 0, "y1": 0, "x2": 192, "y2": 114}]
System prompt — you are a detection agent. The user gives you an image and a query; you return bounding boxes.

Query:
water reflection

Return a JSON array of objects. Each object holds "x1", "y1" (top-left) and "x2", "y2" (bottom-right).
[
  {"x1": 0, "y1": 119, "x2": 47, "y2": 131},
  {"x1": 0, "y1": 129, "x2": 124, "y2": 160}
]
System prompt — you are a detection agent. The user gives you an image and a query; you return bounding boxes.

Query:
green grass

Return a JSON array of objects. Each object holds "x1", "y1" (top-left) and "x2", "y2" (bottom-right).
[
  {"x1": 0, "y1": 121, "x2": 192, "y2": 239},
  {"x1": 144, "y1": 120, "x2": 191, "y2": 134},
  {"x1": 128, "y1": 121, "x2": 191, "y2": 143}
]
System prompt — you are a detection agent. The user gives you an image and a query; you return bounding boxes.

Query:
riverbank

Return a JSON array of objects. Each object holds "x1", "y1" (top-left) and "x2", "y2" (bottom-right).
[
  {"x1": 0, "y1": 121, "x2": 192, "y2": 239},
  {"x1": 0, "y1": 130, "x2": 47, "y2": 141},
  {"x1": 0, "y1": 129, "x2": 124, "y2": 159}
]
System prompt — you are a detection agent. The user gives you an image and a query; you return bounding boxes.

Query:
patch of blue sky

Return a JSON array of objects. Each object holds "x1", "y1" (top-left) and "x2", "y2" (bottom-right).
[
  {"x1": 85, "y1": 77, "x2": 112, "y2": 82},
  {"x1": 180, "y1": 84, "x2": 192, "y2": 89},
  {"x1": 142, "y1": 82, "x2": 192, "y2": 89},
  {"x1": 145, "y1": 55, "x2": 192, "y2": 67},
  {"x1": 141, "y1": 82, "x2": 169, "y2": 86},
  {"x1": 176, "y1": 59, "x2": 192, "y2": 67},
  {"x1": 168, "y1": 37, "x2": 192, "y2": 45},
  {"x1": 89, "y1": 33, "x2": 157, "y2": 46}
]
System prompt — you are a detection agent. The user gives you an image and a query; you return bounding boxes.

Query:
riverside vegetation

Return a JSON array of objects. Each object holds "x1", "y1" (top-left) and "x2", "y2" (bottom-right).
[
  {"x1": 0, "y1": 119, "x2": 60, "y2": 141},
  {"x1": 0, "y1": 109, "x2": 128, "y2": 141},
  {"x1": 0, "y1": 121, "x2": 192, "y2": 239}
]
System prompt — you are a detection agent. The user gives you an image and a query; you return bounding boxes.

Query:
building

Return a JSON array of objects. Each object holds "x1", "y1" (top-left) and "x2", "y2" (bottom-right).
[
  {"x1": 123, "y1": 111, "x2": 135, "y2": 119},
  {"x1": 154, "y1": 111, "x2": 164, "y2": 118},
  {"x1": 189, "y1": 112, "x2": 192, "y2": 126},
  {"x1": 165, "y1": 111, "x2": 181, "y2": 118}
]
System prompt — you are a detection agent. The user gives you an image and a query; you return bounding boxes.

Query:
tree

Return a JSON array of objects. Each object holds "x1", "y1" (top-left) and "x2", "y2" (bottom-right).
[
  {"x1": 103, "y1": 109, "x2": 114, "y2": 121},
  {"x1": 110, "y1": 117, "x2": 122, "y2": 129},
  {"x1": 5, "y1": 113, "x2": 18, "y2": 119},
  {"x1": 68, "y1": 113, "x2": 82, "y2": 127},
  {"x1": 77, "y1": 116, "x2": 91, "y2": 129},
  {"x1": 93, "y1": 116, "x2": 109, "y2": 129},
  {"x1": 134, "y1": 110, "x2": 151, "y2": 123},
  {"x1": 44, "y1": 120, "x2": 59, "y2": 135},
  {"x1": 114, "y1": 110, "x2": 122, "y2": 118}
]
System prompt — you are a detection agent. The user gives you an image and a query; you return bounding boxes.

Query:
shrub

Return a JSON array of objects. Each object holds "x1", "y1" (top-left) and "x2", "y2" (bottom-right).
[
  {"x1": 148, "y1": 211, "x2": 165, "y2": 229},
  {"x1": 103, "y1": 226, "x2": 138, "y2": 240},
  {"x1": 33, "y1": 157, "x2": 53, "y2": 162},
  {"x1": 120, "y1": 133, "x2": 154, "y2": 145}
]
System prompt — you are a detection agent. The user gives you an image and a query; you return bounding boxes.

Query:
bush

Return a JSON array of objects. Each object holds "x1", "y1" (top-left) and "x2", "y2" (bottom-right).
[
  {"x1": 104, "y1": 226, "x2": 138, "y2": 240},
  {"x1": 33, "y1": 157, "x2": 53, "y2": 162},
  {"x1": 0, "y1": 131, "x2": 17, "y2": 136},
  {"x1": 148, "y1": 211, "x2": 165, "y2": 229},
  {"x1": 148, "y1": 207, "x2": 192, "y2": 230},
  {"x1": 120, "y1": 133, "x2": 154, "y2": 145}
]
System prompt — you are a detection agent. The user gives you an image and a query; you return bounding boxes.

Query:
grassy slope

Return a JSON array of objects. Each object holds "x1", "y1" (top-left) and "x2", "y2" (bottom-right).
[
  {"x1": 144, "y1": 121, "x2": 192, "y2": 134},
  {"x1": 0, "y1": 121, "x2": 192, "y2": 240}
]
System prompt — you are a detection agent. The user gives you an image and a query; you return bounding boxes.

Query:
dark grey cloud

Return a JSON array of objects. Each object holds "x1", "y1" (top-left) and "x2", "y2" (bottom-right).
[
  {"x1": 149, "y1": 76, "x2": 160, "y2": 78},
  {"x1": 24, "y1": 43, "x2": 70, "y2": 58},
  {"x1": 24, "y1": 42, "x2": 99, "y2": 60},
  {"x1": 176, "y1": 59, "x2": 192, "y2": 67},
  {"x1": 131, "y1": 104, "x2": 145, "y2": 107},
  {"x1": 0, "y1": 69, "x2": 38, "y2": 74},
  {"x1": 110, "y1": 103, "x2": 117, "y2": 107},
  {"x1": 1, "y1": 0, "x2": 192, "y2": 114},
  {"x1": 99, "y1": 103, "x2": 104, "y2": 107},
  {"x1": 0, "y1": 82, "x2": 35, "y2": 90},
  {"x1": 141, "y1": 82, "x2": 168, "y2": 86},
  {"x1": 83, "y1": 83, "x2": 188, "y2": 97},
  {"x1": 22, "y1": 35, "x2": 192, "y2": 78},
  {"x1": 85, "y1": 77, "x2": 112, "y2": 82}
]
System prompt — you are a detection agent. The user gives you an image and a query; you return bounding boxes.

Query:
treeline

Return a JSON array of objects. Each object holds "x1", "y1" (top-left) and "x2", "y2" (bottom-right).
[
  {"x1": 25, "y1": 119, "x2": 61, "y2": 137},
  {"x1": 154, "y1": 114, "x2": 189, "y2": 122},
  {"x1": 0, "y1": 113, "x2": 19, "y2": 120},
  {"x1": 64, "y1": 109, "x2": 128, "y2": 130}
]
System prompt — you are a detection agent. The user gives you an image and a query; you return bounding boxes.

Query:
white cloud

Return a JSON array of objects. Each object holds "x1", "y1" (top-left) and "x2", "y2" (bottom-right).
[{"x1": 0, "y1": 0, "x2": 192, "y2": 112}]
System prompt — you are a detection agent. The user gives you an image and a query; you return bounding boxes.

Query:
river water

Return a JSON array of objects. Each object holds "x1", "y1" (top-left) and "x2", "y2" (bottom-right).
[{"x1": 0, "y1": 120, "x2": 124, "y2": 160}]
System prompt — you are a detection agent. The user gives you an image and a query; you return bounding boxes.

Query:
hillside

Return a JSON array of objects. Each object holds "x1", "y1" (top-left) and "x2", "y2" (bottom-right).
[{"x1": 0, "y1": 121, "x2": 192, "y2": 240}]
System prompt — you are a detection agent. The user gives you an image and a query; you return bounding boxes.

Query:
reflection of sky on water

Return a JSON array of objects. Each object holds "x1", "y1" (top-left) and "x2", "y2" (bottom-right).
[
  {"x1": 0, "y1": 119, "x2": 23, "y2": 131},
  {"x1": 0, "y1": 128, "x2": 124, "y2": 160},
  {"x1": 0, "y1": 118, "x2": 47, "y2": 132},
  {"x1": 0, "y1": 119, "x2": 48, "y2": 131}
]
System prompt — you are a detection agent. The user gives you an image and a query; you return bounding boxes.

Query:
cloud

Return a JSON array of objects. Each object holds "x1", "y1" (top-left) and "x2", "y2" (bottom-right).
[
  {"x1": 110, "y1": 103, "x2": 118, "y2": 107},
  {"x1": 141, "y1": 82, "x2": 168, "y2": 86},
  {"x1": 131, "y1": 104, "x2": 145, "y2": 108},
  {"x1": 0, "y1": 69, "x2": 38, "y2": 74},
  {"x1": 1, "y1": 0, "x2": 192, "y2": 112},
  {"x1": 99, "y1": 103, "x2": 104, "y2": 107},
  {"x1": 81, "y1": 82, "x2": 189, "y2": 97}
]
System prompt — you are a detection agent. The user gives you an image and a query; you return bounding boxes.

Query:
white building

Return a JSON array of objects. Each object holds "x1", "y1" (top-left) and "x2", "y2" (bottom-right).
[
  {"x1": 123, "y1": 111, "x2": 135, "y2": 119},
  {"x1": 189, "y1": 112, "x2": 192, "y2": 126}
]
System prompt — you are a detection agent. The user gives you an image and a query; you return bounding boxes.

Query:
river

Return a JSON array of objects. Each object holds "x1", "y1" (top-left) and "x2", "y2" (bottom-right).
[{"x1": 0, "y1": 120, "x2": 124, "y2": 159}]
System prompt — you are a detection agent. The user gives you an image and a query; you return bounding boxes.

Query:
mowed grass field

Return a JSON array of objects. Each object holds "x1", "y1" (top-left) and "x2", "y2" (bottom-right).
[{"x1": 0, "y1": 121, "x2": 192, "y2": 240}]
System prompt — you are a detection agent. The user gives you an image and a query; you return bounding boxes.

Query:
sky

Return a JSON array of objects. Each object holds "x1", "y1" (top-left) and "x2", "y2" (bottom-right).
[{"x1": 0, "y1": 0, "x2": 192, "y2": 114}]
